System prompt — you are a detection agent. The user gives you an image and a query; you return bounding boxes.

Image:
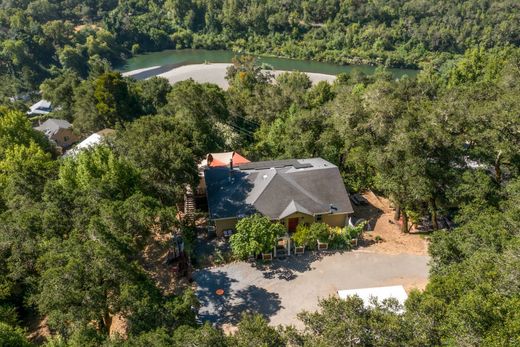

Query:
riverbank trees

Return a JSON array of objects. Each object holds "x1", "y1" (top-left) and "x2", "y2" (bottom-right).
[{"x1": 1, "y1": 0, "x2": 519, "y2": 100}]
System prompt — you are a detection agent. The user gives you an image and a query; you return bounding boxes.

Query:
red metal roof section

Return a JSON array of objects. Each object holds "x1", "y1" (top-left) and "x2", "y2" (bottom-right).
[{"x1": 207, "y1": 152, "x2": 250, "y2": 167}]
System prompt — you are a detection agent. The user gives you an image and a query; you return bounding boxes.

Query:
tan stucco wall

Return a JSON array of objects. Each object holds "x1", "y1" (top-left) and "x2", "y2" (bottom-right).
[
  {"x1": 281, "y1": 212, "x2": 315, "y2": 229},
  {"x1": 214, "y1": 218, "x2": 238, "y2": 236},
  {"x1": 53, "y1": 129, "x2": 80, "y2": 148},
  {"x1": 213, "y1": 213, "x2": 349, "y2": 237},
  {"x1": 322, "y1": 213, "x2": 348, "y2": 227}
]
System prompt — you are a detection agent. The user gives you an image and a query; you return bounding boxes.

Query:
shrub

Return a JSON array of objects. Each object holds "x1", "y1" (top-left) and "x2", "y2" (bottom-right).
[
  {"x1": 230, "y1": 214, "x2": 285, "y2": 259},
  {"x1": 131, "y1": 43, "x2": 140, "y2": 55},
  {"x1": 329, "y1": 226, "x2": 351, "y2": 249},
  {"x1": 309, "y1": 223, "x2": 330, "y2": 243},
  {"x1": 293, "y1": 224, "x2": 314, "y2": 248},
  {"x1": 347, "y1": 221, "x2": 366, "y2": 239}
]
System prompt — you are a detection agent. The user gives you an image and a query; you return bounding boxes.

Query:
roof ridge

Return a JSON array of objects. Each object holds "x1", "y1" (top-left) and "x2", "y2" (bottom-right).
[
  {"x1": 278, "y1": 170, "x2": 325, "y2": 206},
  {"x1": 250, "y1": 171, "x2": 277, "y2": 204}
]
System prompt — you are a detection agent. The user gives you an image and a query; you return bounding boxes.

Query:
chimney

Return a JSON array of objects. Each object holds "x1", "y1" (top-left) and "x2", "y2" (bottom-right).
[{"x1": 228, "y1": 158, "x2": 234, "y2": 183}]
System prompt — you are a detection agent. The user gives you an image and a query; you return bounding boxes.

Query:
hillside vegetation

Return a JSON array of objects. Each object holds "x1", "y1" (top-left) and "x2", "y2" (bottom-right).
[
  {"x1": 0, "y1": 1, "x2": 519, "y2": 346},
  {"x1": 1, "y1": 0, "x2": 519, "y2": 97}
]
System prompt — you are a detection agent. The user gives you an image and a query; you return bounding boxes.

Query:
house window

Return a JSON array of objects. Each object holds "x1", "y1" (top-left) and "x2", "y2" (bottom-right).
[{"x1": 316, "y1": 214, "x2": 323, "y2": 222}]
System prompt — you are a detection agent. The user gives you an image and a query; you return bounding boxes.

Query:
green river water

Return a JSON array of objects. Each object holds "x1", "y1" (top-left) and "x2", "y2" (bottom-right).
[{"x1": 119, "y1": 49, "x2": 418, "y2": 78}]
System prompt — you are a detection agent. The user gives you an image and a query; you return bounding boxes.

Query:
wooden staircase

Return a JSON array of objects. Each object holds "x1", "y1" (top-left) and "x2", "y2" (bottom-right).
[{"x1": 184, "y1": 185, "x2": 195, "y2": 223}]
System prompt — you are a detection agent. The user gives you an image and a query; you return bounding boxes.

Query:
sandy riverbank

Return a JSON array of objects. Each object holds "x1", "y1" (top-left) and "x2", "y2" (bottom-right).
[{"x1": 122, "y1": 63, "x2": 336, "y2": 89}]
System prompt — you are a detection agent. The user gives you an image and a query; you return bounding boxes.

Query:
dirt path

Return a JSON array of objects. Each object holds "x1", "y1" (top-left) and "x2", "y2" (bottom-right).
[{"x1": 355, "y1": 191, "x2": 429, "y2": 256}]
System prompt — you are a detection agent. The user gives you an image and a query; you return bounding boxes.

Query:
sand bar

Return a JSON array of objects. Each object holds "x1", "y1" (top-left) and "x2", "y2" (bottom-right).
[{"x1": 123, "y1": 63, "x2": 336, "y2": 89}]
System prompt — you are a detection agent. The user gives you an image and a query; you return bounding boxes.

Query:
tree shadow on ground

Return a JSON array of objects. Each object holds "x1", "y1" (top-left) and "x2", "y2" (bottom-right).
[
  {"x1": 194, "y1": 270, "x2": 237, "y2": 308},
  {"x1": 252, "y1": 251, "x2": 339, "y2": 281},
  {"x1": 193, "y1": 270, "x2": 282, "y2": 326},
  {"x1": 193, "y1": 232, "x2": 231, "y2": 268}
]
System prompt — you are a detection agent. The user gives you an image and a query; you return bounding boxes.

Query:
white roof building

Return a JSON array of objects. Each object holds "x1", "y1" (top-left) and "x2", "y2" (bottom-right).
[
  {"x1": 64, "y1": 129, "x2": 115, "y2": 157},
  {"x1": 337, "y1": 285, "x2": 408, "y2": 312},
  {"x1": 28, "y1": 99, "x2": 52, "y2": 115}
]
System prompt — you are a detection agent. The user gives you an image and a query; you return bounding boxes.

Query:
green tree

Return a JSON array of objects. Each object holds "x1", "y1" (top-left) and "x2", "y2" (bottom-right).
[
  {"x1": 0, "y1": 142, "x2": 55, "y2": 205},
  {"x1": 134, "y1": 77, "x2": 172, "y2": 115},
  {"x1": 40, "y1": 70, "x2": 81, "y2": 121},
  {"x1": 73, "y1": 72, "x2": 140, "y2": 134},
  {"x1": 114, "y1": 115, "x2": 203, "y2": 204},
  {"x1": 34, "y1": 235, "x2": 144, "y2": 336},
  {"x1": 0, "y1": 110, "x2": 50, "y2": 159},
  {"x1": 0, "y1": 322, "x2": 32, "y2": 347},
  {"x1": 230, "y1": 214, "x2": 285, "y2": 259},
  {"x1": 298, "y1": 296, "x2": 407, "y2": 346},
  {"x1": 58, "y1": 46, "x2": 88, "y2": 78},
  {"x1": 231, "y1": 314, "x2": 285, "y2": 347}
]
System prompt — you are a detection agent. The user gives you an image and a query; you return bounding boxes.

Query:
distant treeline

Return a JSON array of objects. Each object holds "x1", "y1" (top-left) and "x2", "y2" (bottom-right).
[{"x1": 1, "y1": 0, "x2": 519, "y2": 97}]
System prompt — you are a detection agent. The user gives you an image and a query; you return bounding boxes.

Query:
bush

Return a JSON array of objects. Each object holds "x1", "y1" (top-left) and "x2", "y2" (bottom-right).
[
  {"x1": 309, "y1": 223, "x2": 330, "y2": 244},
  {"x1": 347, "y1": 221, "x2": 366, "y2": 239},
  {"x1": 131, "y1": 43, "x2": 140, "y2": 55},
  {"x1": 292, "y1": 224, "x2": 314, "y2": 248},
  {"x1": 329, "y1": 226, "x2": 351, "y2": 249},
  {"x1": 230, "y1": 214, "x2": 285, "y2": 259},
  {"x1": 293, "y1": 223, "x2": 357, "y2": 250}
]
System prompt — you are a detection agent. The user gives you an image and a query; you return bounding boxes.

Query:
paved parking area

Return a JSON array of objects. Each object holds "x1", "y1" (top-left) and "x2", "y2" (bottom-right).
[{"x1": 193, "y1": 250, "x2": 429, "y2": 327}]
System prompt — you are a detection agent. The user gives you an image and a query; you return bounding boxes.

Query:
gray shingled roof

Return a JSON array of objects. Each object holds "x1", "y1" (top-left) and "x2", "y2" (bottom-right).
[
  {"x1": 205, "y1": 158, "x2": 354, "y2": 220},
  {"x1": 34, "y1": 118, "x2": 72, "y2": 136}
]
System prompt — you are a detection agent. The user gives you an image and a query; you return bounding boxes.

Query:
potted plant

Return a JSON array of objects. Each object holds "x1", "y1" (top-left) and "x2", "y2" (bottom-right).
[
  {"x1": 292, "y1": 225, "x2": 311, "y2": 254},
  {"x1": 310, "y1": 223, "x2": 330, "y2": 250},
  {"x1": 329, "y1": 226, "x2": 350, "y2": 250},
  {"x1": 347, "y1": 221, "x2": 366, "y2": 247}
]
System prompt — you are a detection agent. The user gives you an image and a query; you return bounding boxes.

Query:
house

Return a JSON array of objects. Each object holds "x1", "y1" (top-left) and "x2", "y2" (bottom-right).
[
  {"x1": 27, "y1": 99, "x2": 52, "y2": 115},
  {"x1": 34, "y1": 118, "x2": 80, "y2": 150},
  {"x1": 204, "y1": 158, "x2": 354, "y2": 236},
  {"x1": 64, "y1": 128, "x2": 115, "y2": 157},
  {"x1": 196, "y1": 151, "x2": 250, "y2": 196}
]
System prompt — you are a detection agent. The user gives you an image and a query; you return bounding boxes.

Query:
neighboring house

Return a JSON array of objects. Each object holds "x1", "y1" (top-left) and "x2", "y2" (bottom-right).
[
  {"x1": 34, "y1": 118, "x2": 80, "y2": 150},
  {"x1": 27, "y1": 99, "x2": 52, "y2": 115},
  {"x1": 64, "y1": 128, "x2": 115, "y2": 157},
  {"x1": 204, "y1": 158, "x2": 354, "y2": 236}
]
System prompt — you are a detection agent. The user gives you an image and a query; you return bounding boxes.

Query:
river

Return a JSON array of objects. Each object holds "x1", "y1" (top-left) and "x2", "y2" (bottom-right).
[{"x1": 119, "y1": 49, "x2": 418, "y2": 78}]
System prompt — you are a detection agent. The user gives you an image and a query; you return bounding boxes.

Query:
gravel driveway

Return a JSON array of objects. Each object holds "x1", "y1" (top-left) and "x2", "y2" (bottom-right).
[{"x1": 193, "y1": 250, "x2": 429, "y2": 327}]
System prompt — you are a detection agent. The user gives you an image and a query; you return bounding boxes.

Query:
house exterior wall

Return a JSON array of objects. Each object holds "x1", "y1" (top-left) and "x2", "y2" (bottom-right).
[
  {"x1": 214, "y1": 218, "x2": 238, "y2": 236},
  {"x1": 280, "y1": 212, "x2": 315, "y2": 230},
  {"x1": 322, "y1": 213, "x2": 348, "y2": 227},
  {"x1": 52, "y1": 129, "x2": 80, "y2": 148},
  {"x1": 213, "y1": 212, "x2": 349, "y2": 237}
]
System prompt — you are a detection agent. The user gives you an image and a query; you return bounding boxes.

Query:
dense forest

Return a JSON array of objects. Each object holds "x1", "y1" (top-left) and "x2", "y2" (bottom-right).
[
  {"x1": 1, "y1": 46, "x2": 519, "y2": 346},
  {"x1": 1, "y1": 0, "x2": 520, "y2": 346},
  {"x1": 1, "y1": 0, "x2": 520, "y2": 98}
]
